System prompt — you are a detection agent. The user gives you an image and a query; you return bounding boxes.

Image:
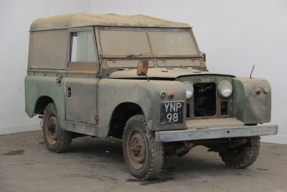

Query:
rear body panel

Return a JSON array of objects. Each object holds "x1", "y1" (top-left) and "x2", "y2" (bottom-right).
[{"x1": 25, "y1": 74, "x2": 66, "y2": 128}]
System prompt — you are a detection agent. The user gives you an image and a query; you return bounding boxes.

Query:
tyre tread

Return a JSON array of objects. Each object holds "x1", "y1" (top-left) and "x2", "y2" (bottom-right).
[
  {"x1": 219, "y1": 136, "x2": 260, "y2": 168},
  {"x1": 123, "y1": 115, "x2": 164, "y2": 180},
  {"x1": 43, "y1": 103, "x2": 72, "y2": 153}
]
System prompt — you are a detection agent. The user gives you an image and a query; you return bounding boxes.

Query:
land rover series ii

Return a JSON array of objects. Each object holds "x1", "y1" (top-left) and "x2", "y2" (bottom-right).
[{"x1": 25, "y1": 13, "x2": 278, "y2": 179}]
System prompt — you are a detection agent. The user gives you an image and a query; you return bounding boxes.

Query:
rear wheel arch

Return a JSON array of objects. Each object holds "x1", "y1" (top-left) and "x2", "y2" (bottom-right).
[{"x1": 34, "y1": 96, "x2": 54, "y2": 115}]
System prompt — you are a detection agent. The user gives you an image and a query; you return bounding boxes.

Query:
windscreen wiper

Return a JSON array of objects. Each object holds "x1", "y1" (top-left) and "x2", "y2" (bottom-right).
[{"x1": 127, "y1": 52, "x2": 150, "y2": 57}]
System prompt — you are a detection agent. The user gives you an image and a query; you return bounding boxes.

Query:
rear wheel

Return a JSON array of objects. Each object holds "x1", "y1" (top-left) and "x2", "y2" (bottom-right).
[
  {"x1": 123, "y1": 115, "x2": 164, "y2": 180},
  {"x1": 43, "y1": 103, "x2": 72, "y2": 153},
  {"x1": 219, "y1": 136, "x2": 260, "y2": 168}
]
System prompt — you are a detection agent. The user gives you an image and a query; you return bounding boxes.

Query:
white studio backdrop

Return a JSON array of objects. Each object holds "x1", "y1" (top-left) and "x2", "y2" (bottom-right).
[{"x1": 0, "y1": 0, "x2": 286, "y2": 144}]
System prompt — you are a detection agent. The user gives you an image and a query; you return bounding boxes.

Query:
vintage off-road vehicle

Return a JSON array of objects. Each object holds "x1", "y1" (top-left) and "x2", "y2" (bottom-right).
[{"x1": 25, "y1": 13, "x2": 278, "y2": 179}]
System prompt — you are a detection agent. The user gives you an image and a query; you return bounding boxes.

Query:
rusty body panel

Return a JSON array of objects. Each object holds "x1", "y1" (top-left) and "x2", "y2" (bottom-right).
[
  {"x1": 64, "y1": 77, "x2": 99, "y2": 125},
  {"x1": 178, "y1": 75, "x2": 234, "y2": 120},
  {"x1": 97, "y1": 79, "x2": 187, "y2": 136},
  {"x1": 25, "y1": 13, "x2": 278, "y2": 180},
  {"x1": 25, "y1": 75, "x2": 66, "y2": 128},
  {"x1": 233, "y1": 77, "x2": 271, "y2": 124},
  {"x1": 25, "y1": 12, "x2": 277, "y2": 138}
]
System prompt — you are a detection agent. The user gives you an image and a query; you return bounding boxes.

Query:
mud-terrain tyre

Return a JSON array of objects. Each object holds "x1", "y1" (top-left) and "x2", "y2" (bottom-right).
[
  {"x1": 219, "y1": 136, "x2": 260, "y2": 168},
  {"x1": 123, "y1": 115, "x2": 164, "y2": 180},
  {"x1": 43, "y1": 103, "x2": 72, "y2": 153}
]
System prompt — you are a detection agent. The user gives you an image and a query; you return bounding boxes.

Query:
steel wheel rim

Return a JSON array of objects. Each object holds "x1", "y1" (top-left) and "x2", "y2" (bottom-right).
[
  {"x1": 45, "y1": 112, "x2": 60, "y2": 145},
  {"x1": 126, "y1": 128, "x2": 146, "y2": 170}
]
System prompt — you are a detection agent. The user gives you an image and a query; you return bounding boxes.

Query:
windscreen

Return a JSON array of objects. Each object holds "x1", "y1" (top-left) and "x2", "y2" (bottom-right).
[
  {"x1": 148, "y1": 31, "x2": 198, "y2": 55},
  {"x1": 99, "y1": 29, "x2": 198, "y2": 56},
  {"x1": 98, "y1": 29, "x2": 200, "y2": 67},
  {"x1": 100, "y1": 30, "x2": 150, "y2": 56}
]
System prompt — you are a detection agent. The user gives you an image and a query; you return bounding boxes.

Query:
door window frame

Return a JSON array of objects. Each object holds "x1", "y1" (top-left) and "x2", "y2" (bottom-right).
[{"x1": 67, "y1": 27, "x2": 100, "y2": 74}]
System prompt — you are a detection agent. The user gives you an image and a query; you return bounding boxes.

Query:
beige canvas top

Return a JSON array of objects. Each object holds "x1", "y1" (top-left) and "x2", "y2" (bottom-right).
[{"x1": 30, "y1": 12, "x2": 191, "y2": 31}]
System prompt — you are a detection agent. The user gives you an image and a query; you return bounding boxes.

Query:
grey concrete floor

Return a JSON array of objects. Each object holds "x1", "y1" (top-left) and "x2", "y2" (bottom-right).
[{"x1": 0, "y1": 131, "x2": 287, "y2": 192}]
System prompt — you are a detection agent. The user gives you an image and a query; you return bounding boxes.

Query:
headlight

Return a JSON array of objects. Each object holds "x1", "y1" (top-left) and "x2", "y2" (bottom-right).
[
  {"x1": 218, "y1": 80, "x2": 233, "y2": 98},
  {"x1": 182, "y1": 81, "x2": 194, "y2": 99}
]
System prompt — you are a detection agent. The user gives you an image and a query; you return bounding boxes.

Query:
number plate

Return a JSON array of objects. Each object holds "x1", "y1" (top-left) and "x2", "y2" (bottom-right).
[{"x1": 160, "y1": 101, "x2": 184, "y2": 124}]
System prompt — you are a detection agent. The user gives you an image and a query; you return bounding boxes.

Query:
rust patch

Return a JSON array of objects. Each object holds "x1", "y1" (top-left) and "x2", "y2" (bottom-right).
[
  {"x1": 94, "y1": 108, "x2": 99, "y2": 125},
  {"x1": 101, "y1": 60, "x2": 108, "y2": 69}
]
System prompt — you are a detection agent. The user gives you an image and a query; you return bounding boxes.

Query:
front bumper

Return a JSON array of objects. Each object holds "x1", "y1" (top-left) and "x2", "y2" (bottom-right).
[{"x1": 155, "y1": 124, "x2": 278, "y2": 142}]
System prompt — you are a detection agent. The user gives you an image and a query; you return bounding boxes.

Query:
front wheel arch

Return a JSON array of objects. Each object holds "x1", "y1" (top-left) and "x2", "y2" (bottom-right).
[{"x1": 109, "y1": 102, "x2": 144, "y2": 138}]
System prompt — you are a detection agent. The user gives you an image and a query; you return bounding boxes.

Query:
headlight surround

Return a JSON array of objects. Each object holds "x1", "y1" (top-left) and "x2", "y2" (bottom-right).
[
  {"x1": 182, "y1": 81, "x2": 194, "y2": 99},
  {"x1": 218, "y1": 80, "x2": 233, "y2": 98}
]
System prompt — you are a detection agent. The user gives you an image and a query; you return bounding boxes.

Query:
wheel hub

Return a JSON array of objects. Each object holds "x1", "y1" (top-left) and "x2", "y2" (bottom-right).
[
  {"x1": 127, "y1": 130, "x2": 146, "y2": 170},
  {"x1": 48, "y1": 119, "x2": 56, "y2": 133},
  {"x1": 45, "y1": 113, "x2": 60, "y2": 145},
  {"x1": 130, "y1": 141, "x2": 142, "y2": 155}
]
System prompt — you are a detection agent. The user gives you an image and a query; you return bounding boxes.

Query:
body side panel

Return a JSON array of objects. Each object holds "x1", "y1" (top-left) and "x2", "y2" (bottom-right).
[
  {"x1": 64, "y1": 77, "x2": 98, "y2": 125},
  {"x1": 25, "y1": 75, "x2": 66, "y2": 128},
  {"x1": 97, "y1": 79, "x2": 187, "y2": 137}
]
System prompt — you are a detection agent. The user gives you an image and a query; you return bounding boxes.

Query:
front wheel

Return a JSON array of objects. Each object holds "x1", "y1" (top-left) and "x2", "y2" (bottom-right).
[
  {"x1": 43, "y1": 103, "x2": 72, "y2": 153},
  {"x1": 219, "y1": 136, "x2": 260, "y2": 168},
  {"x1": 123, "y1": 115, "x2": 164, "y2": 180}
]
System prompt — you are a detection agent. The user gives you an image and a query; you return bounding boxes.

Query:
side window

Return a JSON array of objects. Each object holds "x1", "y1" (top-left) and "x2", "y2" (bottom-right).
[
  {"x1": 71, "y1": 31, "x2": 98, "y2": 62},
  {"x1": 28, "y1": 30, "x2": 68, "y2": 69}
]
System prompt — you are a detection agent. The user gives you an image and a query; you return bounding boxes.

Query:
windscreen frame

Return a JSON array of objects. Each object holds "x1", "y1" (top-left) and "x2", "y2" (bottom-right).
[{"x1": 95, "y1": 27, "x2": 202, "y2": 59}]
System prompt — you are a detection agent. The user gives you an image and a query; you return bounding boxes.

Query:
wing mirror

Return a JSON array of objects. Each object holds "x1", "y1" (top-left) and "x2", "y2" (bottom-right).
[{"x1": 137, "y1": 60, "x2": 149, "y2": 81}]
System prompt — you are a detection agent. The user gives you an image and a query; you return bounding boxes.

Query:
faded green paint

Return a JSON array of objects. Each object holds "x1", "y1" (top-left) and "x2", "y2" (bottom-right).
[
  {"x1": 64, "y1": 78, "x2": 98, "y2": 125},
  {"x1": 97, "y1": 79, "x2": 186, "y2": 137},
  {"x1": 25, "y1": 75, "x2": 66, "y2": 128},
  {"x1": 25, "y1": 13, "x2": 276, "y2": 141},
  {"x1": 233, "y1": 77, "x2": 271, "y2": 124}
]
